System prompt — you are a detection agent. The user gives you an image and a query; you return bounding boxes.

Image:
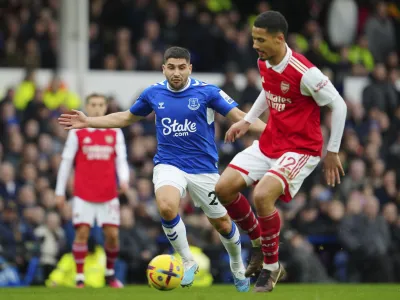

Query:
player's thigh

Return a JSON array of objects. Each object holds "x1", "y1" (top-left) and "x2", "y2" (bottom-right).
[
  {"x1": 228, "y1": 140, "x2": 270, "y2": 186},
  {"x1": 153, "y1": 164, "x2": 187, "y2": 215},
  {"x1": 72, "y1": 196, "x2": 96, "y2": 227},
  {"x1": 186, "y1": 173, "x2": 227, "y2": 219},
  {"x1": 267, "y1": 152, "x2": 320, "y2": 202},
  {"x1": 97, "y1": 198, "x2": 120, "y2": 228}
]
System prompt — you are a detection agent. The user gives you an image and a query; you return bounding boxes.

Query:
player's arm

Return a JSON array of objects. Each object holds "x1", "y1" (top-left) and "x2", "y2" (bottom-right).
[
  {"x1": 59, "y1": 90, "x2": 153, "y2": 130},
  {"x1": 115, "y1": 129, "x2": 130, "y2": 194},
  {"x1": 225, "y1": 107, "x2": 266, "y2": 134},
  {"x1": 55, "y1": 130, "x2": 78, "y2": 207},
  {"x1": 225, "y1": 90, "x2": 269, "y2": 142},
  {"x1": 59, "y1": 110, "x2": 143, "y2": 130},
  {"x1": 301, "y1": 67, "x2": 347, "y2": 186}
]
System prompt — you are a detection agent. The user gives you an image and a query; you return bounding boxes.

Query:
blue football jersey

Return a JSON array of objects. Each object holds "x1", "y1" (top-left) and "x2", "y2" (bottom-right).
[{"x1": 129, "y1": 78, "x2": 238, "y2": 174}]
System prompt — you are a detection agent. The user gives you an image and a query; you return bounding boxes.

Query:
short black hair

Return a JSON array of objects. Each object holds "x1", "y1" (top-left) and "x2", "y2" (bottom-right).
[
  {"x1": 85, "y1": 93, "x2": 107, "y2": 104},
  {"x1": 163, "y1": 46, "x2": 191, "y2": 63},
  {"x1": 254, "y1": 11, "x2": 288, "y2": 38}
]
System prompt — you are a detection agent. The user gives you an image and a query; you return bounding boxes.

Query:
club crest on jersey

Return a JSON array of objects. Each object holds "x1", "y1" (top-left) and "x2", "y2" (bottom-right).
[
  {"x1": 105, "y1": 135, "x2": 114, "y2": 144},
  {"x1": 188, "y1": 98, "x2": 200, "y2": 110},
  {"x1": 280, "y1": 81, "x2": 290, "y2": 94}
]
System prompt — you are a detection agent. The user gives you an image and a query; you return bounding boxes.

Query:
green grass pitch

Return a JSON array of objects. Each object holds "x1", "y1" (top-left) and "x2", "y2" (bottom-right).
[{"x1": 1, "y1": 284, "x2": 399, "y2": 300}]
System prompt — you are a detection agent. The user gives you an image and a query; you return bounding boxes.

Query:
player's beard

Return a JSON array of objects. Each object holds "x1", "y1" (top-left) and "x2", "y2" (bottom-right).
[{"x1": 168, "y1": 77, "x2": 186, "y2": 91}]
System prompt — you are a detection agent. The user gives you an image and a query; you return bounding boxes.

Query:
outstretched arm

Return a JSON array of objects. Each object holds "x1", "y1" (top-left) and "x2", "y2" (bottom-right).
[
  {"x1": 87, "y1": 110, "x2": 142, "y2": 128},
  {"x1": 59, "y1": 110, "x2": 143, "y2": 130}
]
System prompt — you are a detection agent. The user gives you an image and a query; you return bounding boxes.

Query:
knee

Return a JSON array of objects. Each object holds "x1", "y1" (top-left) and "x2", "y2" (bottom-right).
[
  {"x1": 212, "y1": 215, "x2": 232, "y2": 235},
  {"x1": 215, "y1": 180, "x2": 235, "y2": 205},
  {"x1": 75, "y1": 225, "x2": 90, "y2": 243},
  {"x1": 157, "y1": 198, "x2": 178, "y2": 220}
]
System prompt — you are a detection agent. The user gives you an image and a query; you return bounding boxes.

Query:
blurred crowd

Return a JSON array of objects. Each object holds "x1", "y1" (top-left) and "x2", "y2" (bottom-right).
[{"x1": 0, "y1": 0, "x2": 400, "y2": 286}]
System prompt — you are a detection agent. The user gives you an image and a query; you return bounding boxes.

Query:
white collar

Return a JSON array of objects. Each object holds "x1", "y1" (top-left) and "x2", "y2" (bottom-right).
[
  {"x1": 167, "y1": 78, "x2": 191, "y2": 93},
  {"x1": 86, "y1": 128, "x2": 106, "y2": 132},
  {"x1": 265, "y1": 44, "x2": 292, "y2": 74}
]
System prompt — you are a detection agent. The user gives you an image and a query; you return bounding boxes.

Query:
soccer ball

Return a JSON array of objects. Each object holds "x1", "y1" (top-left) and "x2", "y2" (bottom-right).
[{"x1": 147, "y1": 254, "x2": 184, "y2": 291}]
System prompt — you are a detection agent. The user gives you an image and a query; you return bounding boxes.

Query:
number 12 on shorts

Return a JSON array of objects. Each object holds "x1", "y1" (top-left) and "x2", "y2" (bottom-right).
[
  {"x1": 208, "y1": 191, "x2": 219, "y2": 205},
  {"x1": 278, "y1": 153, "x2": 310, "y2": 180}
]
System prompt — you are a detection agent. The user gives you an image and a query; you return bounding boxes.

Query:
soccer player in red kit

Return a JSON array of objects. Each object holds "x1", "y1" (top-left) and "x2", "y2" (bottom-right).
[
  {"x1": 55, "y1": 94, "x2": 129, "y2": 288},
  {"x1": 215, "y1": 11, "x2": 347, "y2": 292}
]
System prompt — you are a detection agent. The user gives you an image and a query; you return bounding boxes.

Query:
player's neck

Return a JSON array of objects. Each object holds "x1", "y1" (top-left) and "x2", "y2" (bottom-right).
[{"x1": 268, "y1": 45, "x2": 287, "y2": 66}]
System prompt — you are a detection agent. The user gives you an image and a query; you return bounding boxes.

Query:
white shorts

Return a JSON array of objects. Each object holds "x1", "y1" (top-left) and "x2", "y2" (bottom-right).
[
  {"x1": 72, "y1": 196, "x2": 120, "y2": 227},
  {"x1": 152, "y1": 164, "x2": 227, "y2": 219},
  {"x1": 229, "y1": 141, "x2": 320, "y2": 202}
]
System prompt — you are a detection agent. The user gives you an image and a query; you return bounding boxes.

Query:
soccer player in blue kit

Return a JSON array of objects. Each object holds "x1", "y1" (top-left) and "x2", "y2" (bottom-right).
[{"x1": 58, "y1": 47, "x2": 265, "y2": 291}]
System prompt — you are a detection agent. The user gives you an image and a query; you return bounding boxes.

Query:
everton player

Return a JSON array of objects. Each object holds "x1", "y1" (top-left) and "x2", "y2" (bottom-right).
[
  {"x1": 58, "y1": 46, "x2": 266, "y2": 292},
  {"x1": 215, "y1": 11, "x2": 347, "y2": 292}
]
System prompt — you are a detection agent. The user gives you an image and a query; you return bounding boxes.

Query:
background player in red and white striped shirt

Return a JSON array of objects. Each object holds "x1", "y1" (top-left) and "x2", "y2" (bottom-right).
[
  {"x1": 55, "y1": 94, "x2": 129, "y2": 288},
  {"x1": 215, "y1": 11, "x2": 347, "y2": 292}
]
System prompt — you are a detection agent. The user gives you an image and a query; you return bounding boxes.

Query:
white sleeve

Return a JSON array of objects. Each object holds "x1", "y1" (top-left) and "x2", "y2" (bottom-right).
[
  {"x1": 115, "y1": 129, "x2": 130, "y2": 184},
  {"x1": 55, "y1": 130, "x2": 78, "y2": 196},
  {"x1": 300, "y1": 67, "x2": 340, "y2": 106},
  {"x1": 325, "y1": 95, "x2": 347, "y2": 153},
  {"x1": 301, "y1": 67, "x2": 346, "y2": 152},
  {"x1": 243, "y1": 90, "x2": 269, "y2": 124}
]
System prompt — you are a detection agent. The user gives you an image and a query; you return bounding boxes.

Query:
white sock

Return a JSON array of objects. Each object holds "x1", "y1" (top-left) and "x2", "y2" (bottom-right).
[
  {"x1": 251, "y1": 238, "x2": 261, "y2": 247},
  {"x1": 162, "y1": 214, "x2": 195, "y2": 266},
  {"x1": 263, "y1": 262, "x2": 279, "y2": 271},
  {"x1": 219, "y1": 221, "x2": 246, "y2": 279},
  {"x1": 76, "y1": 273, "x2": 85, "y2": 281},
  {"x1": 106, "y1": 269, "x2": 114, "y2": 276}
]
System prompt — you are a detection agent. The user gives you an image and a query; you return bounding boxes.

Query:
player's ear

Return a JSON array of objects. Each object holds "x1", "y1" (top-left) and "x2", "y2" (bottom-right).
[
  {"x1": 162, "y1": 64, "x2": 166, "y2": 74},
  {"x1": 188, "y1": 64, "x2": 192, "y2": 74},
  {"x1": 276, "y1": 32, "x2": 285, "y2": 44}
]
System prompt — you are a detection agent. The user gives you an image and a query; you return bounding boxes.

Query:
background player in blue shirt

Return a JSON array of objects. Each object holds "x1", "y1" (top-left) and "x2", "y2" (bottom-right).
[{"x1": 58, "y1": 47, "x2": 265, "y2": 291}]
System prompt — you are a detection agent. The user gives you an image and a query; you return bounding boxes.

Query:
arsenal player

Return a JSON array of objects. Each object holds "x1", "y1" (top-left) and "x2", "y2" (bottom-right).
[
  {"x1": 215, "y1": 11, "x2": 347, "y2": 292},
  {"x1": 55, "y1": 93, "x2": 129, "y2": 288}
]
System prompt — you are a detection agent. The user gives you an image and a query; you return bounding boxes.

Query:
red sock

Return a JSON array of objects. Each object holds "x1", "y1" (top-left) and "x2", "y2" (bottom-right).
[
  {"x1": 259, "y1": 209, "x2": 281, "y2": 264},
  {"x1": 72, "y1": 242, "x2": 88, "y2": 274},
  {"x1": 105, "y1": 246, "x2": 119, "y2": 272},
  {"x1": 224, "y1": 193, "x2": 261, "y2": 241}
]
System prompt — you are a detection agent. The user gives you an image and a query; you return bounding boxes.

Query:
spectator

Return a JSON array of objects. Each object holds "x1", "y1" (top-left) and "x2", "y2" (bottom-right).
[
  {"x1": 0, "y1": 162, "x2": 21, "y2": 201},
  {"x1": 118, "y1": 206, "x2": 158, "y2": 283},
  {"x1": 34, "y1": 212, "x2": 66, "y2": 279},
  {"x1": 239, "y1": 68, "x2": 261, "y2": 105},
  {"x1": 365, "y1": 1, "x2": 397, "y2": 63},
  {"x1": 339, "y1": 196, "x2": 393, "y2": 282},
  {"x1": 362, "y1": 64, "x2": 398, "y2": 115}
]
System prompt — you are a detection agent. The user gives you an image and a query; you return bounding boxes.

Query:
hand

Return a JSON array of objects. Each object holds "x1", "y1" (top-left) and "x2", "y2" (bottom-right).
[
  {"x1": 225, "y1": 120, "x2": 251, "y2": 143},
  {"x1": 323, "y1": 151, "x2": 345, "y2": 187},
  {"x1": 141, "y1": 250, "x2": 152, "y2": 261},
  {"x1": 120, "y1": 181, "x2": 129, "y2": 194},
  {"x1": 55, "y1": 195, "x2": 66, "y2": 210},
  {"x1": 58, "y1": 110, "x2": 89, "y2": 130}
]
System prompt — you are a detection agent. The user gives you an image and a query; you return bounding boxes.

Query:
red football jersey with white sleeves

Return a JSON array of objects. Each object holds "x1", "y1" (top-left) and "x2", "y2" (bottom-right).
[
  {"x1": 257, "y1": 46, "x2": 340, "y2": 158},
  {"x1": 56, "y1": 128, "x2": 129, "y2": 203}
]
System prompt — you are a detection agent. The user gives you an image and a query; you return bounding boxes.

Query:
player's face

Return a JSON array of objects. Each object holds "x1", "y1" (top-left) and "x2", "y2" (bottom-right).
[
  {"x1": 162, "y1": 58, "x2": 192, "y2": 91},
  {"x1": 252, "y1": 26, "x2": 284, "y2": 62},
  {"x1": 85, "y1": 97, "x2": 108, "y2": 117}
]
